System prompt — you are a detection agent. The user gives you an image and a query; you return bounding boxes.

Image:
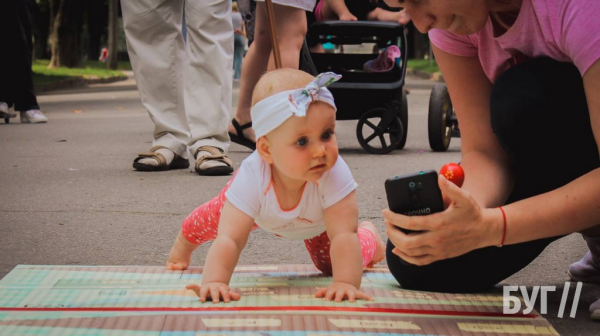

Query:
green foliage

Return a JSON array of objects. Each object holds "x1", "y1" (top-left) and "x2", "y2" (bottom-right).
[
  {"x1": 32, "y1": 59, "x2": 130, "y2": 86},
  {"x1": 407, "y1": 59, "x2": 440, "y2": 73}
]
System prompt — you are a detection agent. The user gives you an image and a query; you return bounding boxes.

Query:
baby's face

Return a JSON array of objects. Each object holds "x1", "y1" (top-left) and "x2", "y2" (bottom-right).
[{"x1": 266, "y1": 102, "x2": 338, "y2": 183}]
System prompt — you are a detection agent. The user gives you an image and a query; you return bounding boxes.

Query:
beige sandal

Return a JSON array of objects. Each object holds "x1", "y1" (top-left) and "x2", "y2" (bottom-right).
[
  {"x1": 194, "y1": 145, "x2": 234, "y2": 176},
  {"x1": 133, "y1": 146, "x2": 189, "y2": 171}
]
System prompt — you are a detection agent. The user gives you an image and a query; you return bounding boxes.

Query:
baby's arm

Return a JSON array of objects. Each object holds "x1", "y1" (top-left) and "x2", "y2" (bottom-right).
[
  {"x1": 317, "y1": 191, "x2": 373, "y2": 302},
  {"x1": 186, "y1": 201, "x2": 255, "y2": 303},
  {"x1": 323, "y1": 0, "x2": 357, "y2": 21}
]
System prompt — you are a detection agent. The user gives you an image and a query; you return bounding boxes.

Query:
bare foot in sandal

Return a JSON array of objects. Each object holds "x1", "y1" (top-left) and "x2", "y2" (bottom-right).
[
  {"x1": 194, "y1": 145, "x2": 234, "y2": 176},
  {"x1": 133, "y1": 146, "x2": 189, "y2": 171},
  {"x1": 228, "y1": 117, "x2": 256, "y2": 150},
  {"x1": 359, "y1": 221, "x2": 386, "y2": 268},
  {"x1": 137, "y1": 148, "x2": 174, "y2": 166}
]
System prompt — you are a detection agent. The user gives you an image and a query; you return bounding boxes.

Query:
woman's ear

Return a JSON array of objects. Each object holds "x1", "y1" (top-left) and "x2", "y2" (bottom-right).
[{"x1": 257, "y1": 137, "x2": 274, "y2": 164}]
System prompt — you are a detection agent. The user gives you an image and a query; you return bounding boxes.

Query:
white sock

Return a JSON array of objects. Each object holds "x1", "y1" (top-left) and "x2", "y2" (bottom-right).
[
  {"x1": 138, "y1": 148, "x2": 175, "y2": 167},
  {"x1": 196, "y1": 149, "x2": 227, "y2": 170}
]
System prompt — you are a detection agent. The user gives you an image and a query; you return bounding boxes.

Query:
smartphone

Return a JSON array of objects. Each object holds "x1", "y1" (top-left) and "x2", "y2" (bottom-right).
[{"x1": 384, "y1": 170, "x2": 445, "y2": 233}]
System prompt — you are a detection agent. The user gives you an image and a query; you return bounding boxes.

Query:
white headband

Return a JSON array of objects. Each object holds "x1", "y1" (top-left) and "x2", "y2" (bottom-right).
[{"x1": 251, "y1": 72, "x2": 342, "y2": 139}]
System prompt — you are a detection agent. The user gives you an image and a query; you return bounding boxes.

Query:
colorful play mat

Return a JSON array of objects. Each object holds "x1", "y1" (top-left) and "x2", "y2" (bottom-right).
[{"x1": 0, "y1": 264, "x2": 558, "y2": 335}]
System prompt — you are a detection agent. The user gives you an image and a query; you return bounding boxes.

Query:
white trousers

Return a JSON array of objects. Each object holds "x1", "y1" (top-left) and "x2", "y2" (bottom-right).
[{"x1": 121, "y1": 0, "x2": 233, "y2": 159}]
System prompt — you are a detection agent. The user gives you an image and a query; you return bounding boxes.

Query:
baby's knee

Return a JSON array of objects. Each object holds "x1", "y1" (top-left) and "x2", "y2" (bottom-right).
[{"x1": 315, "y1": 262, "x2": 333, "y2": 276}]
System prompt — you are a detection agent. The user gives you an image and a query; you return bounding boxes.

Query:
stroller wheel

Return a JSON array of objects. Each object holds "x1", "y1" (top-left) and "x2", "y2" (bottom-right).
[
  {"x1": 356, "y1": 107, "x2": 404, "y2": 155},
  {"x1": 428, "y1": 83, "x2": 453, "y2": 152},
  {"x1": 394, "y1": 89, "x2": 409, "y2": 150}
]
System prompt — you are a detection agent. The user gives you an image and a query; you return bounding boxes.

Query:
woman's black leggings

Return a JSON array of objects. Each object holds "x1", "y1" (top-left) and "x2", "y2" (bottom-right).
[
  {"x1": 386, "y1": 58, "x2": 600, "y2": 293},
  {"x1": 0, "y1": 0, "x2": 39, "y2": 111}
]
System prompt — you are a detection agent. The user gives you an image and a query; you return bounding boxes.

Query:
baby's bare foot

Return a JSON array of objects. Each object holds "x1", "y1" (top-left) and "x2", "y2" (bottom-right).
[
  {"x1": 166, "y1": 231, "x2": 198, "y2": 270},
  {"x1": 359, "y1": 221, "x2": 385, "y2": 268}
]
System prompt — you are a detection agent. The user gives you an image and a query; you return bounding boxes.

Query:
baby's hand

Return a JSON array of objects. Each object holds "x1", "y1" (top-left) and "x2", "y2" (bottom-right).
[
  {"x1": 186, "y1": 283, "x2": 241, "y2": 303},
  {"x1": 315, "y1": 282, "x2": 373, "y2": 302},
  {"x1": 338, "y1": 12, "x2": 357, "y2": 21}
]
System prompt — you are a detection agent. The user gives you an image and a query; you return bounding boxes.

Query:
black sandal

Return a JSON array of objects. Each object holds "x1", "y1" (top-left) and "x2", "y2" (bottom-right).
[{"x1": 229, "y1": 119, "x2": 256, "y2": 150}]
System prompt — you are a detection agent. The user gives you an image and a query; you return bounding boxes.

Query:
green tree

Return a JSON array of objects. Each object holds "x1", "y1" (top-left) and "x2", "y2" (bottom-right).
[
  {"x1": 107, "y1": 0, "x2": 119, "y2": 69},
  {"x1": 31, "y1": 0, "x2": 51, "y2": 60},
  {"x1": 87, "y1": 0, "x2": 108, "y2": 61},
  {"x1": 49, "y1": 0, "x2": 85, "y2": 68}
]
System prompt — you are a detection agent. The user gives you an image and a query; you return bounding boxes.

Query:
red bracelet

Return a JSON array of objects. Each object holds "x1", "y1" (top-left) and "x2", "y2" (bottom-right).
[{"x1": 497, "y1": 206, "x2": 507, "y2": 247}]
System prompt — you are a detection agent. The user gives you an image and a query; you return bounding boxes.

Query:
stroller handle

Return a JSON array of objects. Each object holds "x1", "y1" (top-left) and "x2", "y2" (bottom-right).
[{"x1": 309, "y1": 21, "x2": 406, "y2": 38}]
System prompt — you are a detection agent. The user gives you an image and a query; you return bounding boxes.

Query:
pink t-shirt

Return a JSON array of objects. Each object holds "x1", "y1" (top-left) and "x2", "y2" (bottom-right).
[{"x1": 429, "y1": 0, "x2": 600, "y2": 83}]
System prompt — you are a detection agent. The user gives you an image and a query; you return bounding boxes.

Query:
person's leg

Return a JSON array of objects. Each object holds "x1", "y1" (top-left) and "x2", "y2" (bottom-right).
[
  {"x1": 121, "y1": 0, "x2": 190, "y2": 168},
  {"x1": 228, "y1": 3, "x2": 308, "y2": 145},
  {"x1": 304, "y1": 231, "x2": 333, "y2": 275},
  {"x1": 268, "y1": 4, "x2": 307, "y2": 70},
  {"x1": 0, "y1": 1, "x2": 16, "y2": 110},
  {"x1": 494, "y1": 58, "x2": 600, "y2": 319},
  {"x1": 233, "y1": 34, "x2": 244, "y2": 80},
  {"x1": 304, "y1": 222, "x2": 385, "y2": 275},
  {"x1": 13, "y1": 0, "x2": 40, "y2": 113},
  {"x1": 358, "y1": 221, "x2": 386, "y2": 267},
  {"x1": 184, "y1": 0, "x2": 234, "y2": 176},
  {"x1": 167, "y1": 177, "x2": 259, "y2": 269},
  {"x1": 228, "y1": 3, "x2": 272, "y2": 145},
  {"x1": 237, "y1": 0, "x2": 256, "y2": 47},
  {"x1": 0, "y1": 0, "x2": 47, "y2": 123},
  {"x1": 568, "y1": 220, "x2": 600, "y2": 283},
  {"x1": 387, "y1": 58, "x2": 599, "y2": 293},
  {"x1": 315, "y1": 0, "x2": 337, "y2": 22}
]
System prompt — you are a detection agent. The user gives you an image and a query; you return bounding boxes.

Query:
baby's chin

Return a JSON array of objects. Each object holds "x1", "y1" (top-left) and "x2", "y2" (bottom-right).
[{"x1": 306, "y1": 166, "x2": 333, "y2": 181}]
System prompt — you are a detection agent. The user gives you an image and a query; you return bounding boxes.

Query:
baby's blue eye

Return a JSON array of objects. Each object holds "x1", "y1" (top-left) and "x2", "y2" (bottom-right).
[
  {"x1": 296, "y1": 138, "x2": 308, "y2": 146},
  {"x1": 322, "y1": 131, "x2": 334, "y2": 140}
]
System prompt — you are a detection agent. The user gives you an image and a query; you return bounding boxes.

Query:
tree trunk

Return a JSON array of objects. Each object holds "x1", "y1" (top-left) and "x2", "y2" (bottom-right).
[
  {"x1": 87, "y1": 0, "x2": 107, "y2": 61},
  {"x1": 107, "y1": 0, "x2": 119, "y2": 70},
  {"x1": 49, "y1": 0, "x2": 84, "y2": 68},
  {"x1": 30, "y1": 0, "x2": 51, "y2": 60}
]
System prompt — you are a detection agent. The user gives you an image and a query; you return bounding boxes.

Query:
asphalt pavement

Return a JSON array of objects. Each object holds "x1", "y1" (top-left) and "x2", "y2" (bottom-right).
[{"x1": 0, "y1": 73, "x2": 598, "y2": 335}]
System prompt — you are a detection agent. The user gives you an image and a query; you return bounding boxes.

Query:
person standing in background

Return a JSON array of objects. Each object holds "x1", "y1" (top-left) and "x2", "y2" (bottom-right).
[
  {"x1": 237, "y1": 0, "x2": 256, "y2": 47},
  {"x1": 0, "y1": 0, "x2": 48, "y2": 124},
  {"x1": 232, "y1": 2, "x2": 246, "y2": 82},
  {"x1": 227, "y1": 0, "x2": 318, "y2": 151},
  {"x1": 122, "y1": 0, "x2": 235, "y2": 175}
]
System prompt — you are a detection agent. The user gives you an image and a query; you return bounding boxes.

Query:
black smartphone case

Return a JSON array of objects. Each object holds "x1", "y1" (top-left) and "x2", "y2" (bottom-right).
[{"x1": 385, "y1": 170, "x2": 445, "y2": 220}]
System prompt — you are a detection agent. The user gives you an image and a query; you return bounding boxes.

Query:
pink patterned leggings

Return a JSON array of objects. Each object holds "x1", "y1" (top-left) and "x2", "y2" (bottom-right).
[{"x1": 181, "y1": 179, "x2": 378, "y2": 275}]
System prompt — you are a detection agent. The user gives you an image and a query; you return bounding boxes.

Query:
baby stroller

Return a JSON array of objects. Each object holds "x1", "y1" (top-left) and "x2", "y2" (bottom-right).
[{"x1": 299, "y1": 21, "x2": 408, "y2": 154}]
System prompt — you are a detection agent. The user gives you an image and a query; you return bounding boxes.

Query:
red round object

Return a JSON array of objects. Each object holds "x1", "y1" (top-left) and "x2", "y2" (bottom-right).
[{"x1": 440, "y1": 163, "x2": 464, "y2": 187}]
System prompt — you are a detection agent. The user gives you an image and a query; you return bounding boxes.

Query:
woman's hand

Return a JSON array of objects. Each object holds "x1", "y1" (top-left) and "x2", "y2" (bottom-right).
[
  {"x1": 315, "y1": 282, "x2": 373, "y2": 302},
  {"x1": 384, "y1": 175, "x2": 501, "y2": 266},
  {"x1": 186, "y1": 283, "x2": 241, "y2": 303}
]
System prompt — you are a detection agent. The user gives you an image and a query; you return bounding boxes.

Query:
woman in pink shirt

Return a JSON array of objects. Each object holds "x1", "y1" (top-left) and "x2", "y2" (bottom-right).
[{"x1": 384, "y1": 0, "x2": 600, "y2": 319}]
